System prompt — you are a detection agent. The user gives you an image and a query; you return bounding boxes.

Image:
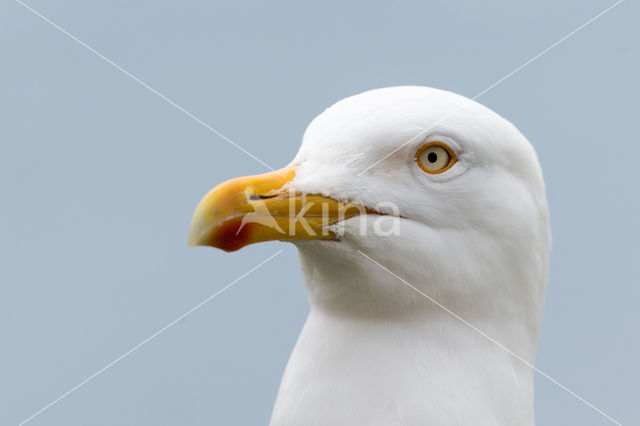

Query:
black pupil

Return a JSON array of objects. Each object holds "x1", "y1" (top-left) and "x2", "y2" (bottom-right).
[{"x1": 427, "y1": 152, "x2": 438, "y2": 163}]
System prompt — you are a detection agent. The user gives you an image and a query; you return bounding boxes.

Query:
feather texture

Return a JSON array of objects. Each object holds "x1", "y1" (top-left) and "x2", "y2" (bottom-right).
[{"x1": 270, "y1": 86, "x2": 550, "y2": 426}]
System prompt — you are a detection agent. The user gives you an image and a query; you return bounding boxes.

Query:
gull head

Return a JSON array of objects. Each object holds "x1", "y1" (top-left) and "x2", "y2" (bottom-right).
[
  {"x1": 189, "y1": 86, "x2": 550, "y2": 321},
  {"x1": 189, "y1": 85, "x2": 551, "y2": 426}
]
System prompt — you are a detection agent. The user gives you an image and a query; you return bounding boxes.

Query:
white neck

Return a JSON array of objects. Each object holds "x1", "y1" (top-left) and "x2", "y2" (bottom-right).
[
  {"x1": 269, "y1": 238, "x2": 544, "y2": 426},
  {"x1": 271, "y1": 309, "x2": 535, "y2": 426}
]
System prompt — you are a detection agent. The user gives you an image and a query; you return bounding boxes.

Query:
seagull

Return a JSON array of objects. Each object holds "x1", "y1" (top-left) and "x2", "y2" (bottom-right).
[{"x1": 188, "y1": 86, "x2": 550, "y2": 426}]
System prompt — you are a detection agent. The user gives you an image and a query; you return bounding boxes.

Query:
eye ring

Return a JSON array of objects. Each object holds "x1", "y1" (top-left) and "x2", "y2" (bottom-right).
[{"x1": 415, "y1": 142, "x2": 457, "y2": 174}]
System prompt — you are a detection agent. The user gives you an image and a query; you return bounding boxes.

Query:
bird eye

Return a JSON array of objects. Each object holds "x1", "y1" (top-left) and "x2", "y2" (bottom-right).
[{"x1": 416, "y1": 142, "x2": 456, "y2": 174}]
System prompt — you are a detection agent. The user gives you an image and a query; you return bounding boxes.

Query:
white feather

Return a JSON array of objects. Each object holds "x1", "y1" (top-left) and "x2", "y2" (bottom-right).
[{"x1": 270, "y1": 86, "x2": 550, "y2": 426}]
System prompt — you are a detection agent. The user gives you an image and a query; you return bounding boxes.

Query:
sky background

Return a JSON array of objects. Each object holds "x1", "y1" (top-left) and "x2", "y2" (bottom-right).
[{"x1": 1, "y1": 0, "x2": 638, "y2": 425}]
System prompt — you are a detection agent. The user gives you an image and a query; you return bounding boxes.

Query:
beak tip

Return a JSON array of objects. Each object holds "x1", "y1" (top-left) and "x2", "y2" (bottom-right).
[
  {"x1": 187, "y1": 221, "x2": 206, "y2": 249},
  {"x1": 188, "y1": 226, "x2": 210, "y2": 249}
]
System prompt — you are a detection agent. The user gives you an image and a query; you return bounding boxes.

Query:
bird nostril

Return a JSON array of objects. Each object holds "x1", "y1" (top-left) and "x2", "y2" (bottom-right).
[{"x1": 249, "y1": 194, "x2": 277, "y2": 200}]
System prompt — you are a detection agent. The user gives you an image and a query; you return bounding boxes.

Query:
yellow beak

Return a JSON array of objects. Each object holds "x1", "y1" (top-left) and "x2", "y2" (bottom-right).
[{"x1": 188, "y1": 166, "x2": 368, "y2": 252}]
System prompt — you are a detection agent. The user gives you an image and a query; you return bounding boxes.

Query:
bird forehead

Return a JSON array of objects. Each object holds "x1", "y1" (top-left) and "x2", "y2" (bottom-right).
[
  {"x1": 299, "y1": 87, "x2": 510, "y2": 157},
  {"x1": 292, "y1": 86, "x2": 542, "y2": 199}
]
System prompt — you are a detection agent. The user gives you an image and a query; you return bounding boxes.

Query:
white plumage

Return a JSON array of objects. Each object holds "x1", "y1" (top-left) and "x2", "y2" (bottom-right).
[{"x1": 268, "y1": 87, "x2": 550, "y2": 426}]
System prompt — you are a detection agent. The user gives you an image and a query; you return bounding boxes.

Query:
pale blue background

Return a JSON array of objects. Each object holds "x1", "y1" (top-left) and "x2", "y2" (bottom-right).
[{"x1": 1, "y1": 1, "x2": 638, "y2": 425}]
